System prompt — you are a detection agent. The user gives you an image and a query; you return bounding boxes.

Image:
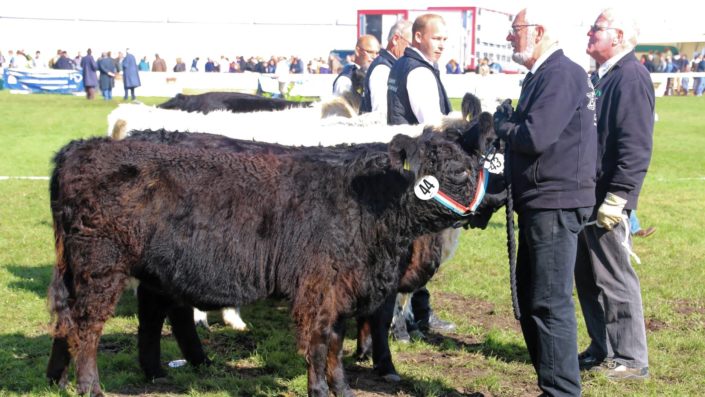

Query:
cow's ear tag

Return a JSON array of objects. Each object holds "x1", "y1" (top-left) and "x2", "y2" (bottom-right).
[
  {"x1": 414, "y1": 176, "x2": 439, "y2": 201},
  {"x1": 484, "y1": 153, "x2": 504, "y2": 174}
]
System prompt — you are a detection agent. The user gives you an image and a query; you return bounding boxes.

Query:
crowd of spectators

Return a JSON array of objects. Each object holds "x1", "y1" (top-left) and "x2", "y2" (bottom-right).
[
  {"x1": 639, "y1": 49, "x2": 705, "y2": 96},
  {"x1": 0, "y1": 49, "x2": 349, "y2": 76},
  {"x1": 2, "y1": 48, "x2": 705, "y2": 96}
]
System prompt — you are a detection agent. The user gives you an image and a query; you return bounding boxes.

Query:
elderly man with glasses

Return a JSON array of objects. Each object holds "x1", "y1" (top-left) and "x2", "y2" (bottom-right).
[
  {"x1": 332, "y1": 34, "x2": 380, "y2": 96},
  {"x1": 574, "y1": 7, "x2": 653, "y2": 381},
  {"x1": 493, "y1": 7, "x2": 597, "y2": 396},
  {"x1": 360, "y1": 19, "x2": 412, "y2": 115}
]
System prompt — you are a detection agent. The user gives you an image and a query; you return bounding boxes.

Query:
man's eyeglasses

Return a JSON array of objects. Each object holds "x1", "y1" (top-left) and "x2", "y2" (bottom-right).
[
  {"x1": 358, "y1": 47, "x2": 379, "y2": 57},
  {"x1": 589, "y1": 25, "x2": 619, "y2": 34},
  {"x1": 508, "y1": 24, "x2": 538, "y2": 36}
]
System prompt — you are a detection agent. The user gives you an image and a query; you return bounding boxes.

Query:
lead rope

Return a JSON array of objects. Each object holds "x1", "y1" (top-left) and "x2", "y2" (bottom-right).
[
  {"x1": 503, "y1": 142, "x2": 521, "y2": 320},
  {"x1": 585, "y1": 216, "x2": 642, "y2": 265}
]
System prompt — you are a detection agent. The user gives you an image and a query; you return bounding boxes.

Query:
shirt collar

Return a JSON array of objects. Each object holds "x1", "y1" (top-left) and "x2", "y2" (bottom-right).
[
  {"x1": 530, "y1": 43, "x2": 560, "y2": 74},
  {"x1": 598, "y1": 48, "x2": 632, "y2": 79},
  {"x1": 408, "y1": 47, "x2": 435, "y2": 68}
]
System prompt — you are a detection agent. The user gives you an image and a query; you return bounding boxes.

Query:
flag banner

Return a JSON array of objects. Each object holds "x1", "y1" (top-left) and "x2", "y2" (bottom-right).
[{"x1": 2, "y1": 68, "x2": 84, "y2": 94}]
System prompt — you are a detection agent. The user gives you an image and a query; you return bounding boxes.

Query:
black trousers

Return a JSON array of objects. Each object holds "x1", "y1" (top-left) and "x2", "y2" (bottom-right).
[{"x1": 516, "y1": 207, "x2": 590, "y2": 397}]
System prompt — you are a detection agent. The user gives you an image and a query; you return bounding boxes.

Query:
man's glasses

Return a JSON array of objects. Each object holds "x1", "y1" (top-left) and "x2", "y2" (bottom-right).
[
  {"x1": 589, "y1": 25, "x2": 619, "y2": 34},
  {"x1": 358, "y1": 47, "x2": 379, "y2": 57},
  {"x1": 508, "y1": 24, "x2": 538, "y2": 36}
]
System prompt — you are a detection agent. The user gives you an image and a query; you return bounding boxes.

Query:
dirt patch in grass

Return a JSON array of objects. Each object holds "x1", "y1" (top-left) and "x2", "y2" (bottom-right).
[
  {"x1": 433, "y1": 291, "x2": 522, "y2": 334},
  {"x1": 345, "y1": 293, "x2": 539, "y2": 397}
]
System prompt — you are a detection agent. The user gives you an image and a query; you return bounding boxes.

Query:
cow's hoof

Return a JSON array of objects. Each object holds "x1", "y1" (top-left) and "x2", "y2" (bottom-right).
[{"x1": 382, "y1": 373, "x2": 401, "y2": 383}]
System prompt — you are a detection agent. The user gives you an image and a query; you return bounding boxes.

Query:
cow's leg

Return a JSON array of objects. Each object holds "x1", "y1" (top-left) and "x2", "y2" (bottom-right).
[
  {"x1": 46, "y1": 337, "x2": 71, "y2": 388},
  {"x1": 354, "y1": 316, "x2": 372, "y2": 361},
  {"x1": 371, "y1": 293, "x2": 401, "y2": 382},
  {"x1": 69, "y1": 252, "x2": 128, "y2": 396},
  {"x1": 193, "y1": 308, "x2": 210, "y2": 329},
  {"x1": 137, "y1": 285, "x2": 168, "y2": 380},
  {"x1": 306, "y1": 327, "x2": 330, "y2": 397},
  {"x1": 326, "y1": 318, "x2": 353, "y2": 397},
  {"x1": 222, "y1": 307, "x2": 247, "y2": 331},
  {"x1": 168, "y1": 304, "x2": 211, "y2": 367}
]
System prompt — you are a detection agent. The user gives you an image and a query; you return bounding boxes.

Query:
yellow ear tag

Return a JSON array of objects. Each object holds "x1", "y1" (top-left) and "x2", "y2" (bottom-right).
[{"x1": 403, "y1": 160, "x2": 410, "y2": 171}]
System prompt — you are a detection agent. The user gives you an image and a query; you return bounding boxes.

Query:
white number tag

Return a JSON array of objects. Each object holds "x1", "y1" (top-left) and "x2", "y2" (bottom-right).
[
  {"x1": 484, "y1": 153, "x2": 504, "y2": 174},
  {"x1": 414, "y1": 176, "x2": 439, "y2": 200}
]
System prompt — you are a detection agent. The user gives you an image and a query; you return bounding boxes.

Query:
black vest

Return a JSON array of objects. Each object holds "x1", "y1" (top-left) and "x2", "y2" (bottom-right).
[
  {"x1": 360, "y1": 49, "x2": 396, "y2": 114},
  {"x1": 387, "y1": 48, "x2": 451, "y2": 125},
  {"x1": 332, "y1": 64, "x2": 358, "y2": 94}
]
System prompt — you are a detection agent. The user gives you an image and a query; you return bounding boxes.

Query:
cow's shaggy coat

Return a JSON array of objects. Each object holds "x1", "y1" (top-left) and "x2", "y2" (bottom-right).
[{"x1": 47, "y1": 128, "x2": 491, "y2": 396}]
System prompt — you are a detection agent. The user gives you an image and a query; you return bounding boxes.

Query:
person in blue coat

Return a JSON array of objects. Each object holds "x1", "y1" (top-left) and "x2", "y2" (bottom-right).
[
  {"x1": 121, "y1": 48, "x2": 141, "y2": 101},
  {"x1": 80, "y1": 48, "x2": 98, "y2": 100},
  {"x1": 97, "y1": 51, "x2": 116, "y2": 100}
]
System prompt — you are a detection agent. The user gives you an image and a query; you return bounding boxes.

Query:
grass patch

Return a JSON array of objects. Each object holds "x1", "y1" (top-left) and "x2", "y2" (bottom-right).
[{"x1": 1, "y1": 91, "x2": 704, "y2": 396}]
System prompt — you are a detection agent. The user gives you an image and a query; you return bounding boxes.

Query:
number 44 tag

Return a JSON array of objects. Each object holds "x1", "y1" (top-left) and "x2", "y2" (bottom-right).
[{"x1": 414, "y1": 176, "x2": 440, "y2": 200}]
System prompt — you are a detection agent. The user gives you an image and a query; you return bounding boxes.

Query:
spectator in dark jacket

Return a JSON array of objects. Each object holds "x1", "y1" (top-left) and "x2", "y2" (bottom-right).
[
  {"x1": 493, "y1": 7, "x2": 597, "y2": 396},
  {"x1": 173, "y1": 57, "x2": 186, "y2": 72},
  {"x1": 121, "y1": 49, "x2": 141, "y2": 101},
  {"x1": 53, "y1": 51, "x2": 74, "y2": 70},
  {"x1": 97, "y1": 51, "x2": 116, "y2": 100},
  {"x1": 576, "y1": 8, "x2": 655, "y2": 382},
  {"x1": 80, "y1": 48, "x2": 98, "y2": 100}
]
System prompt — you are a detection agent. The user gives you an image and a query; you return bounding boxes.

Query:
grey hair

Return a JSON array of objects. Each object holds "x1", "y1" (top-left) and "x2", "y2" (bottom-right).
[
  {"x1": 601, "y1": 7, "x2": 640, "y2": 48},
  {"x1": 522, "y1": 6, "x2": 561, "y2": 44},
  {"x1": 387, "y1": 19, "x2": 413, "y2": 43}
]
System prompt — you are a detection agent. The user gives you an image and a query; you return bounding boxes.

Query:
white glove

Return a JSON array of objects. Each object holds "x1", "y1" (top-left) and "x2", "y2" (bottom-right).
[{"x1": 597, "y1": 192, "x2": 627, "y2": 230}]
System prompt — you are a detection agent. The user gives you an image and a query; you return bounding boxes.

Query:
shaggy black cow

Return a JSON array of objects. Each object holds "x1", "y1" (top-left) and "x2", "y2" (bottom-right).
[
  {"x1": 47, "y1": 127, "x2": 492, "y2": 396},
  {"x1": 117, "y1": 92, "x2": 504, "y2": 383},
  {"x1": 157, "y1": 91, "x2": 313, "y2": 114},
  {"x1": 119, "y1": 124, "x2": 504, "y2": 383}
]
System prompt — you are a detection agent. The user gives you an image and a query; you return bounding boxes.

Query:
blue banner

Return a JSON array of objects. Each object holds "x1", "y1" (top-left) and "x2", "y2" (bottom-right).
[{"x1": 2, "y1": 68, "x2": 84, "y2": 94}]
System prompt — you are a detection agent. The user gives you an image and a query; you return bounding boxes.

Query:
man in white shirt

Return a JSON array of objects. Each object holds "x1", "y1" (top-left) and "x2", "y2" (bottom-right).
[
  {"x1": 386, "y1": 13, "x2": 456, "y2": 338},
  {"x1": 360, "y1": 20, "x2": 412, "y2": 114},
  {"x1": 332, "y1": 34, "x2": 380, "y2": 96},
  {"x1": 387, "y1": 14, "x2": 451, "y2": 126}
]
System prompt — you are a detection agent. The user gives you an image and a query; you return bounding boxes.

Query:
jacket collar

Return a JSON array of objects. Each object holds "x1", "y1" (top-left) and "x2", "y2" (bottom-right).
[{"x1": 530, "y1": 45, "x2": 561, "y2": 74}]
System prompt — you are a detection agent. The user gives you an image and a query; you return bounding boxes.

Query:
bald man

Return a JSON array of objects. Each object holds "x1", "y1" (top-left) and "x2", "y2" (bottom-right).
[
  {"x1": 332, "y1": 34, "x2": 380, "y2": 96},
  {"x1": 387, "y1": 14, "x2": 451, "y2": 125}
]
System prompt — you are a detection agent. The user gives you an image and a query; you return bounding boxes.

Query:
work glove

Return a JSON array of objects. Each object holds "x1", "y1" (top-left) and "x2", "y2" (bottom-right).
[
  {"x1": 597, "y1": 192, "x2": 627, "y2": 230},
  {"x1": 493, "y1": 99, "x2": 514, "y2": 140}
]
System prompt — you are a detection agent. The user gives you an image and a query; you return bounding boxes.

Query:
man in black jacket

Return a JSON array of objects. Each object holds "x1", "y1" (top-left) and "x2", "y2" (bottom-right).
[
  {"x1": 332, "y1": 34, "x2": 380, "y2": 96},
  {"x1": 493, "y1": 7, "x2": 597, "y2": 396},
  {"x1": 360, "y1": 19, "x2": 412, "y2": 114},
  {"x1": 387, "y1": 13, "x2": 451, "y2": 126},
  {"x1": 574, "y1": 8, "x2": 653, "y2": 381}
]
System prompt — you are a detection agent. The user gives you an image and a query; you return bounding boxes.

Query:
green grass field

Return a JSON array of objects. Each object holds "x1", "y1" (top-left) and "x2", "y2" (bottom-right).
[{"x1": 0, "y1": 91, "x2": 703, "y2": 396}]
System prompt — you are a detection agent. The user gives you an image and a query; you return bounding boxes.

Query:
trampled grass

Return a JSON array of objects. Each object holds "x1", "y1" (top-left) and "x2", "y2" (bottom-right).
[{"x1": 0, "y1": 91, "x2": 704, "y2": 396}]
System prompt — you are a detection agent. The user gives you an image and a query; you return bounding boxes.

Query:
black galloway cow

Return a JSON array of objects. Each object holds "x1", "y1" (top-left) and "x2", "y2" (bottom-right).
[
  {"x1": 46, "y1": 127, "x2": 492, "y2": 396},
  {"x1": 157, "y1": 91, "x2": 313, "y2": 114},
  {"x1": 121, "y1": 125, "x2": 504, "y2": 383},
  {"x1": 118, "y1": 92, "x2": 503, "y2": 383}
]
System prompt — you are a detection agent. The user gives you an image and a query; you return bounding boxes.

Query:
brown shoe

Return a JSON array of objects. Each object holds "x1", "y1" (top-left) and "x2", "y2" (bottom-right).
[{"x1": 634, "y1": 226, "x2": 656, "y2": 238}]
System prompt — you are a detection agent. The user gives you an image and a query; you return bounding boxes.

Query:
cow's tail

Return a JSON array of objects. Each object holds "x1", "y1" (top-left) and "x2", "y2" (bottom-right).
[
  {"x1": 47, "y1": 223, "x2": 74, "y2": 338},
  {"x1": 47, "y1": 144, "x2": 77, "y2": 338}
]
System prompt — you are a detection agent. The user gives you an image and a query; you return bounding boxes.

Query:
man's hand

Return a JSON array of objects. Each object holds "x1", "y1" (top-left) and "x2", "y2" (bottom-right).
[
  {"x1": 493, "y1": 99, "x2": 514, "y2": 140},
  {"x1": 597, "y1": 192, "x2": 628, "y2": 230}
]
